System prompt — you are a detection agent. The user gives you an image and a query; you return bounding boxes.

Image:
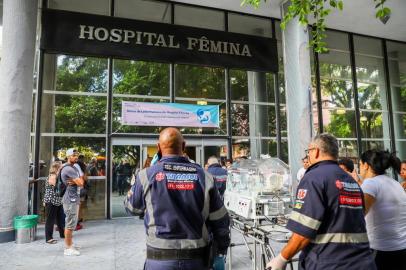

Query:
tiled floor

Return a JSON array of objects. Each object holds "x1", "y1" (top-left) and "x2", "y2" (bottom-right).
[{"x1": 0, "y1": 218, "x2": 294, "y2": 270}]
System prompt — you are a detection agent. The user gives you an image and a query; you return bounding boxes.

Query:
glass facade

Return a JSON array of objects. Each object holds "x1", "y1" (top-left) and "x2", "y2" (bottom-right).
[
  {"x1": 31, "y1": 0, "x2": 406, "y2": 219},
  {"x1": 313, "y1": 31, "x2": 404, "y2": 161},
  {"x1": 387, "y1": 41, "x2": 406, "y2": 160}
]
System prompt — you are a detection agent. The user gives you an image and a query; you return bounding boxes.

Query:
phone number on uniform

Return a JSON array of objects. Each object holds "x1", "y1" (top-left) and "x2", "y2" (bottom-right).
[{"x1": 167, "y1": 182, "x2": 195, "y2": 190}]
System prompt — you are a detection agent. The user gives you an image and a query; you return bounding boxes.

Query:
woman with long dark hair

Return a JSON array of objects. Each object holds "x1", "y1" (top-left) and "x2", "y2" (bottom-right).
[
  {"x1": 359, "y1": 150, "x2": 406, "y2": 270},
  {"x1": 44, "y1": 161, "x2": 65, "y2": 244}
]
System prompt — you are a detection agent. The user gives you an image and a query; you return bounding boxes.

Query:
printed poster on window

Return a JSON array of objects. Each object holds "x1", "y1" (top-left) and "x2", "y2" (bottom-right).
[{"x1": 121, "y1": 101, "x2": 219, "y2": 128}]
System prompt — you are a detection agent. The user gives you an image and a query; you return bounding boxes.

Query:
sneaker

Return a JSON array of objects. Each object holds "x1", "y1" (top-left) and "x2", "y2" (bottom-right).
[
  {"x1": 64, "y1": 248, "x2": 81, "y2": 256},
  {"x1": 73, "y1": 244, "x2": 81, "y2": 250},
  {"x1": 75, "y1": 224, "x2": 83, "y2": 231}
]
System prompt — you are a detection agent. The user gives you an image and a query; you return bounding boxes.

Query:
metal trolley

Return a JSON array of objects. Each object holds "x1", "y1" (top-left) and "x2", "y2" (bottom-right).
[{"x1": 227, "y1": 214, "x2": 298, "y2": 270}]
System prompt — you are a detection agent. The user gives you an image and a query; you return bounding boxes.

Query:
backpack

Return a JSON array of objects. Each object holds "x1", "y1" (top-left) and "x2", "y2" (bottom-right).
[{"x1": 56, "y1": 164, "x2": 71, "y2": 197}]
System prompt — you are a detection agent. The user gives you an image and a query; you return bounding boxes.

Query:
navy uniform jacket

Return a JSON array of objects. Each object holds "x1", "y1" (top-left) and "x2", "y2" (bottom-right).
[
  {"x1": 287, "y1": 160, "x2": 376, "y2": 270},
  {"x1": 124, "y1": 156, "x2": 230, "y2": 254},
  {"x1": 207, "y1": 164, "x2": 228, "y2": 196}
]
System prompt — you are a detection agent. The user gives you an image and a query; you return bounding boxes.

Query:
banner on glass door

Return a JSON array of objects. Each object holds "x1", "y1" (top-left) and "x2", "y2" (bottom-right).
[{"x1": 121, "y1": 101, "x2": 219, "y2": 128}]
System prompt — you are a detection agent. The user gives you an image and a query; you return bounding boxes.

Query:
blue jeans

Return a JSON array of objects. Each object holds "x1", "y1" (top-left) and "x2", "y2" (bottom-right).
[{"x1": 144, "y1": 259, "x2": 207, "y2": 270}]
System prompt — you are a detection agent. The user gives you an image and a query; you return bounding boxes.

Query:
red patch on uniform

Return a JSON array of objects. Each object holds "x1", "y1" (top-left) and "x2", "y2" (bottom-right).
[
  {"x1": 339, "y1": 195, "x2": 362, "y2": 206},
  {"x1": 336, "y1": 180, "x2": 343, "y2": 190},
  {"x1": 155, "y1": 172, "x2": 165, "y2": 182},
  {"x1": 297, "y1": 189, "x2": 307, "y2": 200},
  {"x1": 167, "y1": 182, "x2": 195, "y2": 190}
]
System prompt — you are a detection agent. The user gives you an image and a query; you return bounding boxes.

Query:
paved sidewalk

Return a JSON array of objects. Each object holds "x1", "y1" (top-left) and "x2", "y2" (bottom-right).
[{"x1": 0, "y1": 218, "x2": 289, "y2": 270}]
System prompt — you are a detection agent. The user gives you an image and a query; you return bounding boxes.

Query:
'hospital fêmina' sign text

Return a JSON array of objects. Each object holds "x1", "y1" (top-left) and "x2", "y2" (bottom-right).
[
  {"x1": 78, "y1": 25, "x2": 253, "y2": 57},
  {"x1": 41, "y1": 9, "x2": 278, "y2": 72}
]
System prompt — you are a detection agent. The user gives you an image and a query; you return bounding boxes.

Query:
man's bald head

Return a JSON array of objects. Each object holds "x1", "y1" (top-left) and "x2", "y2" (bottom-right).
[{"x1": 158, "y1": 127, "x2": 185, "y2": 156}]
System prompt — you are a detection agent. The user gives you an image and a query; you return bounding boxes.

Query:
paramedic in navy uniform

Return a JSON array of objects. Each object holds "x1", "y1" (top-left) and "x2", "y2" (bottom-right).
[
  {"x1": 266, "y1": 133, "x2": 376, "y2": 270},
  {"x1": 124, "y1": 127, "x2": 230, "y2": 270},
  {"x1": 206, "y1": 156, "x2": 228, "y2": 198}
]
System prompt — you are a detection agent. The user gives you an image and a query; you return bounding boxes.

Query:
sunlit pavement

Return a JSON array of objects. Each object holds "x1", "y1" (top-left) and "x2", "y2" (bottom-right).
[{"x1": 0, "y1": 218, "x2": 293, "y2": 270}]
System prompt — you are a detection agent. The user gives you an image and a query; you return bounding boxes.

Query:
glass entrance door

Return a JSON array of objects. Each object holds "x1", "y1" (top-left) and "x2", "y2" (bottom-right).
[
  {"x1": 183, "y1": 138, "x2": 228, "y2": 168},
  {"x1": 111, "y1": 140, "x2": 141, "y2": 218},
  {"x1": 111, "y1": 137, "x2": 228, "y2": 218}
]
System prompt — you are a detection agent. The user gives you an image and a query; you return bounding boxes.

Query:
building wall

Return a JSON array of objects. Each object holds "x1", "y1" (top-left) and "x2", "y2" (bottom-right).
[{"x1": 31, "y1": 0, "x2": 406, "y2": 219}]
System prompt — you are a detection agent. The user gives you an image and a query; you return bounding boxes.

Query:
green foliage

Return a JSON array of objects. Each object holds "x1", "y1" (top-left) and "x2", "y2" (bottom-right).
[{"x1": 242, "y1": 0, "x2": 391, "y2": 53}]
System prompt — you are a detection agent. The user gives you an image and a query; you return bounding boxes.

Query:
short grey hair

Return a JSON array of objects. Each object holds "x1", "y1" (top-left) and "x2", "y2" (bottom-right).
[
  {"x1": 311, "y1": 133, "x2": 339, "y2": 159},
  {"x1": 207, "y1": 156, "x2": 219, "y2": 166}
]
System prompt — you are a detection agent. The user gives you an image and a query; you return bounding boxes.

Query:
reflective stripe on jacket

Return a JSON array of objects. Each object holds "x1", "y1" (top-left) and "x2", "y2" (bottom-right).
[{"x1": 124, "y1": 156, "x2": 230, "y2": 253}]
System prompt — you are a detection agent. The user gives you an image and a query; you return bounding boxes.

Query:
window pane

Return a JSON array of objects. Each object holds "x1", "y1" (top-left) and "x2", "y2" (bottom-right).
[
  {"x1": 231, "y1": 103, "x2": 276, "y2": 137},
  {"x1": 354, "y1": 36, "x2": 383, "y2": 57},
  {"x1": 354, "y1": 37, "x2": 387, "y2": 111},
  {"x1": 320, "y1": 79, "x2": 354, "y2": 109},
  {"x1": 42, "y1": 94, "x2": 107, "y2": 134},
  {"x1": 38, "y1": 136, "x2": 107, "y2": 220},
  {"x1": 115, "y1": 0, "x2": 171, "y2": 23},
  {"x1": 324, "y1": 31, "x2": 349, "y2": 52},
  {"x1": 175, "y1": 65, "x2": 225, "y2": 99},
  {"x1": 231, "y1": 103, "x2": 249, "y2": 136},
  {"x1": 281, "y1": 140, "x2": 289, "y2": 163},
  {"x1": 323, "y1": 109, "x2": 357, "y2": 138},
  {"x1": 31, "y1": 94, "x2": 36, "y2": 133},
  {"x1": 113, "y1": 60, "x2": 169, "y2": 97},
  {"x1": 387, "y1": 42, "x2": 406, "y2": 113},
  {"x1": 357, "y1": 83, "x2": 384, "y2": 110},
  {"x1": 48, "y1": 0, "x2": 109, "y2": 15},
  {"x1": 318, "y1": 50, "x2": 354, "y2": 110},
  {"x1": 395, "y1": 141, "x2": 406, "y2": 160},
  {"x1": 391, "y1": 86, "x2": 406, "y2": 112},
  {"x1": 359, "y1": 111, "x2": 390, "y2": 139},
  {"x1": 356, "y1": 55, "x2": 385, "y2": 84},
  {"x1": 243, "y1": 139, "x2": 278, "y2": 159},
  {"x1": 275, "y1": 21, "x2": 282, "y2": 41},
  {"x1": 319, "y1": 51, "x2": 352, "y2": 80},
  {"x1": 228, "y1": 13, "x2": 272, "y2": 38},
  {"x1": 56, "y1": 55, "x2": 108, "y2": 93},
  {"x1": 174, "y1": 5, "x2": 224, "y2": 31},
  {"x1": 112, "y1": 144, "x2": 140, "y2": 218},
  {"x1": 230, "y1": 70, "x2": 274, "y2": 103},
  {"x1": 255, "y1": 105, "x2": 276, "y2": 137},
  {"x1": 112, "y1": 97, "x2": 167, "y2": 134},
  {"x1": 230, "y1": 70, "x2": 247, "y2": 101},
  {"x1": 232, "y1": 138, "x2": 250, "y2": 159},
  {"x1": 361, "y1": 140, "x2": 388, "y2": 151},
  {"x1": 278, "y1": 72, "x2": 286, "y2": 104},
  {"x1": 338, "y1": 140, "x2": 358, "y2": 159},
  {"x1": 394, "y1": 113, "x2": 406, "y2": 139},
  {"x1": 280, "y1": 106, "x2": 288, "y2": 137}
]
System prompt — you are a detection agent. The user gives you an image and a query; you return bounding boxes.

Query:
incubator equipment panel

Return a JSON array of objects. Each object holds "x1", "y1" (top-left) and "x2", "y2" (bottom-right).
[{"x1": 224, "y1": 158, "x2": 292, "y2": 220}]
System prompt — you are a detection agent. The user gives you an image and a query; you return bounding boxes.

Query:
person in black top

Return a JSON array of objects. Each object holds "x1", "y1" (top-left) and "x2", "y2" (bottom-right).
[
  {"x1": 44, "y1": 161, "x2": 65, "y2": 244},
  {"x1": 116, "y1": 159, "x2": 132, "y2": 196}
]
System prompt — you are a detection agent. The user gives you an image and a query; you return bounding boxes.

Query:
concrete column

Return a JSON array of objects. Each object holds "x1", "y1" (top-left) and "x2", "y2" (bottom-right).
[
  {"x1": 281, "y1": 2, "x2": 313, "y2": 181},
  {"x1": 0, "y1": 0, "x2": 38, "y2": 242},
  {"x1": 248, "y1": 71, "x2": 269, "y2": 159}
]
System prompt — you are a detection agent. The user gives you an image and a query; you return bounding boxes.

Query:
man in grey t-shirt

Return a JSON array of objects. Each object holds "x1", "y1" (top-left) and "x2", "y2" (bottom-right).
[{"x1": 61, "y1": 148, "x2": 84, "y2": 256}]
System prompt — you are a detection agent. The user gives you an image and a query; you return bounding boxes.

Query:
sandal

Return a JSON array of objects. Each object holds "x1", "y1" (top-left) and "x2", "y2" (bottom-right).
[{"x1": 46, "y1": 239, "x2": 57, "y2": 244}]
